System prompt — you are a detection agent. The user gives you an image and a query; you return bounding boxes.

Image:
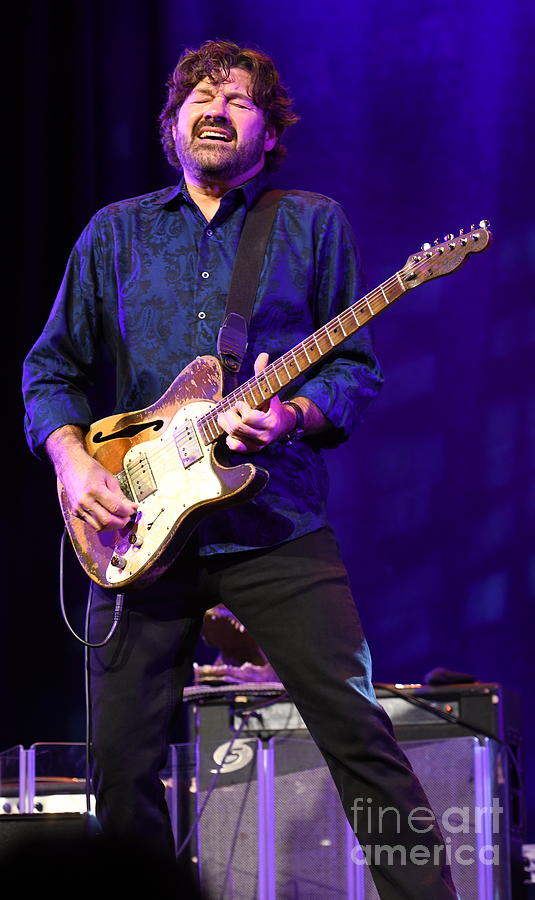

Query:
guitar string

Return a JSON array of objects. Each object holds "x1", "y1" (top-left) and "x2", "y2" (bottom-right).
[
  {"x1": 121, "y1": 233, "x2": 481, "y2": 487},
  {"x1": 122, "y1": 258, "x2": 422, "y2": 483},
  {"x1": 199, "y1": 273, "x2": 401, "y2": 434},
  {"x1": 198, "y1": 233, "x2": 482, "y2": 438},
  {"x1": 120, "y1": 269, "x2": 405, "y2": 486}
]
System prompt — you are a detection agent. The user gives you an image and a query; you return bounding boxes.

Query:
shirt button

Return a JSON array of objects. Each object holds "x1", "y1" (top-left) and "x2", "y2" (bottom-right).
[
  {"x1": 201, "y1": 271, "x2": 210, "y2": 279},
  {"x1": 198, "y1": 311, "x2": 206, "y2": 319},
  {"x1": 206, "y1": 229, "x2": 213, "y2": 237}
]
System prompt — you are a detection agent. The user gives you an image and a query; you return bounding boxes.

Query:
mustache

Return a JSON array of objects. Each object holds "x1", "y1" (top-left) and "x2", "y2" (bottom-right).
[{"x1": 193, "y1": 120, "x2": 236, "y2": 141}]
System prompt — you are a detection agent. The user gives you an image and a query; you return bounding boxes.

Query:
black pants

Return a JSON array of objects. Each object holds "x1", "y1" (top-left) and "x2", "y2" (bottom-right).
[{"x1": 89, "y1": 527, "x2": 456, "y2": 899}]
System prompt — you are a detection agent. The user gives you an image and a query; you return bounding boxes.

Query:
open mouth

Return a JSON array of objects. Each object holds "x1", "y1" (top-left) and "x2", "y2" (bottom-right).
[{"x1": 196, "y1": 127, "x2": 234, "y2": 143}]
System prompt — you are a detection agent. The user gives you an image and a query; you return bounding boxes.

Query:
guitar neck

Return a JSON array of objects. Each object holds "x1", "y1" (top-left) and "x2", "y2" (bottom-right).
[{"x1": 197, "y1": 270, "x2": 407, "y2": 444}]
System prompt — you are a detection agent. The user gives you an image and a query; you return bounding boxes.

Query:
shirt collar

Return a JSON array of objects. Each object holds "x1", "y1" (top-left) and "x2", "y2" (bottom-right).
[{"x1": 155, "y1": 168, "x2": 271, "y2": 212}]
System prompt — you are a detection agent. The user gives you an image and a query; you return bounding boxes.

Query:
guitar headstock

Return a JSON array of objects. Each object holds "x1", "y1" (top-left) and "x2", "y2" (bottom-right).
[{"x1": 400, "y1": 220, "x2": 492, "y2": 289}]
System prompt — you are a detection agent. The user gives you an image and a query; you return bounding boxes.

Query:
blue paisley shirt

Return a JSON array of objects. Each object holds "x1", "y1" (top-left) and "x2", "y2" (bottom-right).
[{"x1": 23, "y1": 170, "x2": 383, "y2": 554}]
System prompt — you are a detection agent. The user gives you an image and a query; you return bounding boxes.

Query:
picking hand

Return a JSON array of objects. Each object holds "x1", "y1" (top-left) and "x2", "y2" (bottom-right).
[{"x1": 54, "y1": 442, "x2": 137, "y2": 532}]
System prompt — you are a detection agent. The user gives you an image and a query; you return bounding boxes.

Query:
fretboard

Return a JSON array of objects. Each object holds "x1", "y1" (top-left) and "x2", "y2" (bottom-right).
[{"x1": 197, "y1": 270, "x2": 407, "y2": 445}]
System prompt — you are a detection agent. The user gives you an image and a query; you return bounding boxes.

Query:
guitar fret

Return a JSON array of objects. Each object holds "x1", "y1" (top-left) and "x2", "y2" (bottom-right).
[
  {"x1": 259, "y1": 373, "x2": 272, "y2": 396},
  {"x1": 197, "y1": 419, "x2": 209, "y2": 445},
  {"x1": 337, "y1": 316, "x2": 348, "y2": 337},
  {"x1": 324, "y1": 326, "x2": 335, "y2": 347},
  {"x1": 291, "y1": 349, "x2": 302, "y2": 372},
  {"x1": 396, "y1": 271, "x2": 406, "y2": 291},
  {"x1": 302, "y1": 343, "x2": 313, "y2": 364},
  {"x1": 380, "y1": 285, "x2": 389, "y2": 305},
  {"x1": 250, "y1": 380, "x2": 264, "y2": 405},
  {"x1": 281, "y1": 358, "x2": 292, "y2": 380},
  {"x1": 205, "y1": 415, "x2": 218, "y2": 441}
]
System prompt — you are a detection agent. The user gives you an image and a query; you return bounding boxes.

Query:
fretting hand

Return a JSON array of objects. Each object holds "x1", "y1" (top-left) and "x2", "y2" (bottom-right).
[{"x1": 217, "y1": 353, "x2": 297, "y2": 453}]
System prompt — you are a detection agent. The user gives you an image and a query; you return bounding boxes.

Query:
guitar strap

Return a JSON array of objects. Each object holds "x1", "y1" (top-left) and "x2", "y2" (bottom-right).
[{"x1": 217, "y1": 188, "x2": 288, "y2": 395}]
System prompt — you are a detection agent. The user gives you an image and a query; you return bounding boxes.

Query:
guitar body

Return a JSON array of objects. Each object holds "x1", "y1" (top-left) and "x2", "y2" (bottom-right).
[{"x1": 59, "y1": 355, "x2": 268, "y2": 590}]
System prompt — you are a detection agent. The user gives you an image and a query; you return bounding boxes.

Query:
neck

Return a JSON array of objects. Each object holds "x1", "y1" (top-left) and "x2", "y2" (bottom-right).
[{"x1": 183, "y1": 160, "x2": 265, "y2": 219}]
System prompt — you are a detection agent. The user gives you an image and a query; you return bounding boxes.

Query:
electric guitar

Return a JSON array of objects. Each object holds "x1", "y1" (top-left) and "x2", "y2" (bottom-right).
[{"x1": 59, "y1": 222, "x2": 491, "y2": 589}]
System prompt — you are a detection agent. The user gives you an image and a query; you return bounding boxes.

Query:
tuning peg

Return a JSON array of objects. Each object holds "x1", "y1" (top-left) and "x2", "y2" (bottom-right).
[
  {"x1": 479, "y1": 219, "x2": 490, "y2": 228},
  {"x1": 421, "y1": 242, "x2": 432, "y2": 251},
  {"x1": 443, "y1": 233, "x2": 454, "y2": 241},
  {"x1": 434, "y1": 238, "x2": 439, "y2": 245},
  {"x1": 459, "y1": 228, "x2": 464, "y2": 235}
]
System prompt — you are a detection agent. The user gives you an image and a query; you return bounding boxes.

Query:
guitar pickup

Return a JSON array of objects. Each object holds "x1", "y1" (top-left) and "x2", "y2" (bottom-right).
[
  {"x1": 175, "y1": 420, "x2": 203, "y2": 469},
  {"x1": 125, "y1": 453, "x2": 157, "y2": 502},
  {"x1": 116, "y1": 470, "x2": 135, "y2": 502}
]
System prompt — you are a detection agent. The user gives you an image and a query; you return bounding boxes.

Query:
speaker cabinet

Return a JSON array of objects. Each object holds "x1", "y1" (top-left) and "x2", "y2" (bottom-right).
[
  {"x1": 174, "y1": 684, "x2": 525, "y2": 899},
  {"x1": 0, "y1": 812, "x2": 97, "y2": 858}
]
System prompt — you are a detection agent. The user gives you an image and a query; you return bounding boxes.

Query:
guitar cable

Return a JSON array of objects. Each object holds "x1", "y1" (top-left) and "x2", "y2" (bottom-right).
[
  {"x1": 58, "y1": 528, "x2": 289, "y2": 834},
  {"x1": 59, "y1": 529, "x2": 125, "y2": 649},
  {"x1": 173, "y1": 691, "x2": 289, "y2": 862},
  {"x1": 373, "y1": 681, "x2": 525, "y2": 790},
  {"x1": 59, "y1": 528, "x2": 125, "y2": 815}
]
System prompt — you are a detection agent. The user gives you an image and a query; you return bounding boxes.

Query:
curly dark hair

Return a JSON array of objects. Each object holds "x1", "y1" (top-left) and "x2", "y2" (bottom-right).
[{"x1": 159, "y1": 40, "x2": 299, "y2": 172}]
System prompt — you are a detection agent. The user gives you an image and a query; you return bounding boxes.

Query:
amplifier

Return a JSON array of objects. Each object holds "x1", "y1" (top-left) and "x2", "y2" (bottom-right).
[
  {"x1": 176, "y1": 682, "x2": 525, "y2": 899},
  {"x1": 184, "y1": 681, "x2": 522, "y2": 743}
]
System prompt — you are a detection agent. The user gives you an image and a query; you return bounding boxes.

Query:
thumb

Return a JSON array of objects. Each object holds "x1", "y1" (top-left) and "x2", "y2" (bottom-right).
[
  {"x1": 254, "y1": 352, "x2": 270, "y2": 412},
  {"x1": 254, "y1": 352, "x2": 269, "y2": 375}
]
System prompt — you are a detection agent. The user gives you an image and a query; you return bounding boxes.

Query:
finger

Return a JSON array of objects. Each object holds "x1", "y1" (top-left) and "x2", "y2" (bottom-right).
[
  {"x1": 76, "y1": 501, "x2": 133, "y2": 532},
  {"x1": 104, "y1": 472, "x2": 138, "y2": 514},
  {"x1": 218, "y1": 402, "x2": 266, "y2": 437},
  {"x1": 254, "y1": 352, "x2": 269, "y2": 375},
  {"x1": 225, "y1": 435, "x2": 250, "y2": 453},
  {"x1": 253, "y1": 353, "x2": 271, "y2": 411},
  {"x1": 75, "y1": 508, "x2": 101, "y2": 531},
  {"x1": 74, "y1": 483, "x2": 136, "y2": 531},
  {"x1": 217, "y1": 407, "x2": 245, "y2": 436}
]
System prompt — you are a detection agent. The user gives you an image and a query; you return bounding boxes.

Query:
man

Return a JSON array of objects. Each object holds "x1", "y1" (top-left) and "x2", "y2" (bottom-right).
[{"x1": 23, "y1": 40, "x2": 456, "y2": 898}]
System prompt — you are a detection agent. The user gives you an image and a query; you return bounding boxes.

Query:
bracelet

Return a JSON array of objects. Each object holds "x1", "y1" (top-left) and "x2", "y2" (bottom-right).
[{"x1": 280, "y1": 401, "x2": 306, "y2": 443}]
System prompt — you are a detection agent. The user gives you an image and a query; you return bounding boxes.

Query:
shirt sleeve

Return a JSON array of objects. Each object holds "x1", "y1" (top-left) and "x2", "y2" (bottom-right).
[
  {"x1": 22, "y1": 218, "x2": 104, "y2": 457},
  {"x1": 294, "y1": 199, "x2": 384, "y2": 448}
]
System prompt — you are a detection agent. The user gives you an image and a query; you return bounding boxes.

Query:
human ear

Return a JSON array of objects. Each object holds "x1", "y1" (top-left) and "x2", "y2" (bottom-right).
[{"x1": 264, "y1": 126, "x2": 278, "y2": 152}]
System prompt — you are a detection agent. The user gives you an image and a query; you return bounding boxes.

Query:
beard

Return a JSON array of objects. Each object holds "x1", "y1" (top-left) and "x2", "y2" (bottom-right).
[{"x1": 175, "y1": 127, "x2": 267, "y2": 181}]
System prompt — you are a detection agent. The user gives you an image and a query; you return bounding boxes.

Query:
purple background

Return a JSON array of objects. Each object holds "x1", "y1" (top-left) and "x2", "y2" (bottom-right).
[{"x1": 6, "y1": 1, "x2": 534, "y2": 837}]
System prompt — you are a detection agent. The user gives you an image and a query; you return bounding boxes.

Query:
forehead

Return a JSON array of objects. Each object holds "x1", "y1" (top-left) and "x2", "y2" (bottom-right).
[{"x1": 190, "y1": 67, "x2": 254, "y2": 97}]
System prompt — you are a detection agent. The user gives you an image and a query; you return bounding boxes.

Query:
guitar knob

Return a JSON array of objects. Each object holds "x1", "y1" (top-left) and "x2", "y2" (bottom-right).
[
  {"x1": 128, "y1": 532, "x2": 144, "y2": 549},
  {"x1": 111, "y1": 554, "x2": 127, "y2": 570}
]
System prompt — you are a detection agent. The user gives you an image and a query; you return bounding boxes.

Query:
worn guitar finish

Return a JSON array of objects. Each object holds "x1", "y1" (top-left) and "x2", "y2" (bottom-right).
[{"x1": 59, "y1": 222, "x2": 492, "y2": 589}]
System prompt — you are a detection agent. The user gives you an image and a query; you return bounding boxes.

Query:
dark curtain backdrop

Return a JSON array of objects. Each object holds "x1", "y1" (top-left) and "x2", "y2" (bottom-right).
[{"x1": 6, "y1": 0, "x2": 534, "y2": 834}]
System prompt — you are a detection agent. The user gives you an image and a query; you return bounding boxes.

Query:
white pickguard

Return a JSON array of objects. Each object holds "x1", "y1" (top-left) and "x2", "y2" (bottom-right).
[{"x1": 105, "y1": 401, "x2": 220, "y2": 585}]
